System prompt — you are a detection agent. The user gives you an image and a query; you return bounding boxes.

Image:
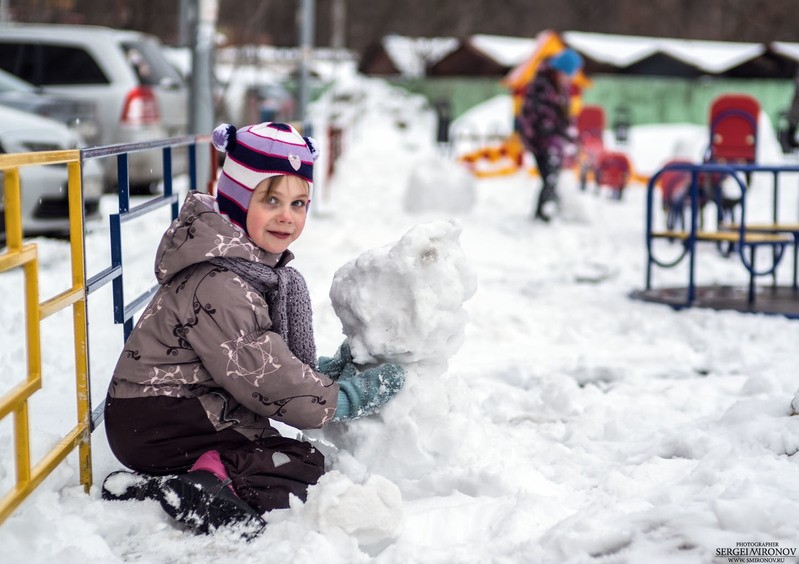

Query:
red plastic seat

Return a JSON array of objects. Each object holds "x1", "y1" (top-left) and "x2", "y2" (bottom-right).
[
  {"x1": 708, "y1": 94, "x2": 759, "y2": 163},
  {"x1": 577, "y1": 105, "x2": 605, "y2": 154},
  {"x1": 576, "y1": 105, "x2": 607, "y2": 187},
  {"x1": 657, "y1": 159, "x2": 693, "y2": 206},
  {"x1": 596, "y1": 151, "x2": 631, "y2": 194}
]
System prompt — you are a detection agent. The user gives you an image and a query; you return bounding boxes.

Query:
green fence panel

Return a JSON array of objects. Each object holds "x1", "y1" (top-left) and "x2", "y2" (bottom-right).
[
  {"x1": 582, "y1": 75, "x2": 796, "y2": 127},
  {"x1": 391, "y1": 75, "x2": 796, "y2": 128}
]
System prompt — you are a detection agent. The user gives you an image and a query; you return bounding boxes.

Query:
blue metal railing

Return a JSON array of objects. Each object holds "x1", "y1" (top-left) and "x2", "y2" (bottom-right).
[{"x1": 644, "y1": 161, "x2": 799, "y2": 306}]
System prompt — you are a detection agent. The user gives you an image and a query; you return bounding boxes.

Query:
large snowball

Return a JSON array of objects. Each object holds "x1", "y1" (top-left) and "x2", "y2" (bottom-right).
[
  {"x1": 403, "y1": 155, "x2": 476, "y2": 214},
  {"x1": 301, "y1": 472, "x2": 403, "y2": 555},
  {"x1": 329, "y1": 219, "x2": 477, "y2": 366}
]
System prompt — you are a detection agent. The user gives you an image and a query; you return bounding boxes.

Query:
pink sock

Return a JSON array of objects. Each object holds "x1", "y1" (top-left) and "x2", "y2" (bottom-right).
[{"x1": 190, "y1": 450, "x2": 238, "y2": 496}]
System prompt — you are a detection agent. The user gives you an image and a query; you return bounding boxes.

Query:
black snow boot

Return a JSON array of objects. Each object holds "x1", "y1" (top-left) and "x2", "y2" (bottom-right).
[
  {"x1": 102, "y1": 470, "x2": 171, "y2": 502},
  {"x1": 159, "y1": 470, "x2": 266, "y2": 540}
]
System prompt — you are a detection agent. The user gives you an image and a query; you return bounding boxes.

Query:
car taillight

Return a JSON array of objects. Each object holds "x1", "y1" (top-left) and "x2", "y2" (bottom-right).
[{"x1": 120, "y1": 86, "x2": 159, "y2": 125}]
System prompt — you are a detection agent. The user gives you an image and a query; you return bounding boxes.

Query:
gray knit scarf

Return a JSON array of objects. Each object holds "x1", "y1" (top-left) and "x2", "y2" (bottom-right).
[{"x1": 209, "y1": 256, "x2": 317, "y2": 368}]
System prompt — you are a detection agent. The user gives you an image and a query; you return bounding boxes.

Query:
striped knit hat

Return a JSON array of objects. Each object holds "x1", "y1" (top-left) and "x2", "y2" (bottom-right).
[{"x1": 212, "y1": 121, "x2": 319, "y2": 235}]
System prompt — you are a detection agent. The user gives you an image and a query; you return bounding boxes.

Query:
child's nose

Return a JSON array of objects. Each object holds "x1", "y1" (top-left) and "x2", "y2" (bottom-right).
[{"x1": 276, "y1": 205, "x2": 292, "y2": 222}]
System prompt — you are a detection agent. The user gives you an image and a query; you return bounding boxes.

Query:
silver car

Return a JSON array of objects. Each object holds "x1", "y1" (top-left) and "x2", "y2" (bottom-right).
[
  {"x1": 0, "y1": 104, "x2": 103, "y2": 236},
  {"x1": 0, "y1": 24, "x2": 189, "y2": 192},
  {"x1": 0, "y1": 67, "x2": 100, "y2": 145}
]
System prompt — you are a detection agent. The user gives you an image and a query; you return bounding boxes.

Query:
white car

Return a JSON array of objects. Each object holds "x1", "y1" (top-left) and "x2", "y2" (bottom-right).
[
  {"x1": 0, "y1": 105, "x2": 103, "y2": 237},
  {"x1": 0, "y1": 24, "x2": 189, "y2": 192}
]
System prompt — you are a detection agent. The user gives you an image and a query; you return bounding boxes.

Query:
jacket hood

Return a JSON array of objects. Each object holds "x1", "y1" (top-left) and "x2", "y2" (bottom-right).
[{"x1": 154, "y1": 191, "x2": 292, "y2": 284}]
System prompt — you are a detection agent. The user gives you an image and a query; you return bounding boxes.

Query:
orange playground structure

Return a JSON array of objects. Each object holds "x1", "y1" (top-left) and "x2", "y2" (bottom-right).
[
  {"x1": 459, "y1": 30, "x2": 591, "y2": 178},
  {"x1": 458, "y1": 30, "x2": 643, "y2": 188}
]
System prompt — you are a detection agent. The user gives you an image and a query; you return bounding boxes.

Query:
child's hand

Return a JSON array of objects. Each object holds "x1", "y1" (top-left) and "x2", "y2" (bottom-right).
[
  {"x1": 316, "y1": 340, "x2": 353, "y2": 381},
  {"x1": 566, "y1": 125, "x2": 578, "y2": 142},
  {"x1": 332, "y1": 363, "x2": 406, "y2": 422}
]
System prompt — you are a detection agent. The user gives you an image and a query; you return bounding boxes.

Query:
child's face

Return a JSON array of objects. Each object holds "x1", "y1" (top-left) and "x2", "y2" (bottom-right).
[
  {"x1": 246, "y1": 175, "x2": 309, "y2": 254},
  {"x1": 556, "y1": 71, "x2": 572, "y2": 88}
]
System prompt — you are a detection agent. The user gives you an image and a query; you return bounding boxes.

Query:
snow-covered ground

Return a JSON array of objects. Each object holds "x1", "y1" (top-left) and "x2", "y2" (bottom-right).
[{"x1": 2, "y1": 74, "x2": 799, "y2": 564}]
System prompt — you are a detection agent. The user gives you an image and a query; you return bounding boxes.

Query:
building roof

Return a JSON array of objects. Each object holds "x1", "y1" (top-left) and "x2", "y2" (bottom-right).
[
  {"x1": 769, "y1": 41, "x2": 799, "y2": 62},
  {"x1": 359, "y1": 34, "x2": 458, "y2": 77},
  {"x1": 564, "y1": 31, "x2": 766, "y2": 75},
  {"x1": 468, "y1": 34, "x2": 536, "y2": 68},
  {"x1": 370, "y1": 31, "x2": 799, "y2": 79}
]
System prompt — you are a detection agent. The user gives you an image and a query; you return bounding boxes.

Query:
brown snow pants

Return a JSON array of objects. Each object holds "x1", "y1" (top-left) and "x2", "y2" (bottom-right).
[{"x1": 104, "y1": 395, "x2": 325, "y2": 514}]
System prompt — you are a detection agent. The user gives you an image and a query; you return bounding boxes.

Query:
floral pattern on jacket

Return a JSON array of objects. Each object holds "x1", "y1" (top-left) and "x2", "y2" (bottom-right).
[{"x1": 107, "y1": 191, "x2": 339, "y2": 432}]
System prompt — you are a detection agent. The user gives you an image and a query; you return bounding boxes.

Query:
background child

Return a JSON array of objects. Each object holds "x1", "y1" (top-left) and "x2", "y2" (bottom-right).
[
  {"x1": 517, "y1": 48, "x2": 582, "y2": 222},
  {"x1": 101, "y1": 121, "x2": 405, "y2": 538}
]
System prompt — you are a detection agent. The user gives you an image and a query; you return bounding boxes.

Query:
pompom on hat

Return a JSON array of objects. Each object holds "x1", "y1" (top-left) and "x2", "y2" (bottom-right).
[
  {"x1": 212, "y1": 121, "x2": 319, "y2": 235},
  {"x1": 548, "y1": 48, "x2": 583, "y2": 77}
]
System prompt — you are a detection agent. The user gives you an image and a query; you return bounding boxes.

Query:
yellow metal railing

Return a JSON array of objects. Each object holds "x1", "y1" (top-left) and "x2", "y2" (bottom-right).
[
  {"x1": 0, "y1": 134, "x2": 212, "y2": 526},
  {"x1": 0, "y1": 150, "x2": 92, "y2": 524}
]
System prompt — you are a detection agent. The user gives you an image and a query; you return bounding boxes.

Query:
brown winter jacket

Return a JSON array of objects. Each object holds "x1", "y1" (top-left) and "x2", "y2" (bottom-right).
[{"x1": 106, "y1": 191, "x2": 339, "y2": 438}]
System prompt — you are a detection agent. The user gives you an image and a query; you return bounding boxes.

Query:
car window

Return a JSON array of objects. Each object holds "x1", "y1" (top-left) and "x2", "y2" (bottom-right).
[
  {"x1": 39, "y1": 45, "x2": 109, "y2": 85},
  {"x1": 0, "y1": 43, "x2": 36, "y2": 83},
  {"x1": 122, "y1": 41, "x2": 183, "y2": 87},
  {"x1": 0, "y1": 42, "x2": 108, "y2": 86}
]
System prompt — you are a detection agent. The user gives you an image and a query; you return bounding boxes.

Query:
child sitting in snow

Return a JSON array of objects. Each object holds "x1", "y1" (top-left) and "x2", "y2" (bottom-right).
[{"x1": 101, "y1": 121, "x2": 405, "y2": 538}]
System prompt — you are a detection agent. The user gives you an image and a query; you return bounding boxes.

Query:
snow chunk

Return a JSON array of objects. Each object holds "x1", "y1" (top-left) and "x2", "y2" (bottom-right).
[
  {"x1": 272, "y1": 452, "x2": 291, "y2": 468},
  {"x1": 101, "y1": 471, "x2": 147, "y2": 499},
  {"x1": 302, "y1": 472, "x2": 403, "y2": 555},
  {"x1": 330, "y1": 219, "x2": 477, "y2": 365}
]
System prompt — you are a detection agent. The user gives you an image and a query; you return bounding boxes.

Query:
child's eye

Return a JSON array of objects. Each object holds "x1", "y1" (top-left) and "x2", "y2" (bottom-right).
[
  {"x1": 265, "y1": 196, "x2": 278, "y2": 205},
  {"x1": 292, "y1": 200, "x2": 307, "y2": 208}
]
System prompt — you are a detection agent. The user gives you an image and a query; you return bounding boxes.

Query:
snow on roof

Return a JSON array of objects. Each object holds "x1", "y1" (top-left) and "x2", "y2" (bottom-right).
[
  {"x1": 656, "y1": 38, "x2": 765, "y2": 73},
  {"x1": 373, "y1": 31, "x2": 791, "y2": 77},
  {"x1": 770, "y1": 41, "x2": 799, "y2": 62},
  {"x1": 562, "y1": 31, "x2": 658, "y2": 67},
  {"x1": 563, "y1": 31, "x2": 765, "y2": 73},
  {"x1": 464, "y1": 31, "x2": 774, "y2": 75},
  {"x1": 468, "y1": 34, "x2": 536, "y2": 67},
  {"x1": 382, "y1": 34, "x2": 459, "y2": 77}
]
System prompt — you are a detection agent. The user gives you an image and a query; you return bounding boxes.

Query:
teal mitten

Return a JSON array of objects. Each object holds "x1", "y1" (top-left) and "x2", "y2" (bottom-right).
[
  {"x1": 332, "y1": 363, "x2": 406, "y2": 422},
  {"x1": 316, "y1": 340, "x2": 353, "y2": 381}
]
